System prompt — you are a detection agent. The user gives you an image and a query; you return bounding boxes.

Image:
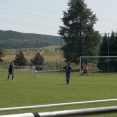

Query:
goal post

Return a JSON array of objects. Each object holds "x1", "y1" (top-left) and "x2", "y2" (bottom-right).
[{"x1": 79, "y1": 56, "x2": 117, "y2": 75}]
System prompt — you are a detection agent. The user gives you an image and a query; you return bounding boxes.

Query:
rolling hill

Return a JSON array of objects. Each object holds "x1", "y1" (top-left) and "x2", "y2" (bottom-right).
[{"x1": 0, "y1": 30, "x2": 65, "y2": 49}]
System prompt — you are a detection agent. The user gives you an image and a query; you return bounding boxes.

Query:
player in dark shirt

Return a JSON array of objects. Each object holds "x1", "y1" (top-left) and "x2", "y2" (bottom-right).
[
  {"x1": 63, "y1": 63, "x2": 72, "y2": 84},
  {"x1": 8, "y1": 62, "x2": 14, "y2": 80}
]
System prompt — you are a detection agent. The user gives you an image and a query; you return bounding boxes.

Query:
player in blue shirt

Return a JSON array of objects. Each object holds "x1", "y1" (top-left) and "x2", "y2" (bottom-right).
[
  {"x1": 63, "y1": 63, "x2": 72, "y2": 84},
  {"x1": 8, "y1": 62, "x2": 14, "y2": 80}
]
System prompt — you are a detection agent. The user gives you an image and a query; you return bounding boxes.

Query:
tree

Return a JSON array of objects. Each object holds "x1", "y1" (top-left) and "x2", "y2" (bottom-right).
[
  {"x1": 99, "y1": 32, "x2": 117, "y2": 56},
  {"x1": 13, "y1": 50, "x2": 28, "y2": 66},
  {"x1": 109, "y1": 32, "x2": 117, "y2": 56},
  {"x1": 99, "y1": 33, "x2": 108, "y2": 56},
  {"x1": 30, "y1": 52, "x2": 44, "y2": 65},
  {"x1": 58, "y1": 0, "x2": 100, "y2": 64},
  {"x1": 0, "y1": 49, "x2": 4, "y2": 62}
]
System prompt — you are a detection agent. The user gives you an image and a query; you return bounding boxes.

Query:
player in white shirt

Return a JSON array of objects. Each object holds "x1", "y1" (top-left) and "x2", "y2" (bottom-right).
[{"x1": 31, "y1": 65, "x2": 39, "y2": 77}]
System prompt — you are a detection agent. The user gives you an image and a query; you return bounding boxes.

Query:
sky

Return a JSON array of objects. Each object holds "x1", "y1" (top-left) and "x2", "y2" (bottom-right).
[{"x1": 0, "y1": 0, "x2": 117, "y2": 36}]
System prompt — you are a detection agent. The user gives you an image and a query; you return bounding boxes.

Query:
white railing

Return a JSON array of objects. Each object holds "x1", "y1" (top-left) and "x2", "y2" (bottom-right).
[
  {"x1": 0, "y1": 106, "x2": 117, "y2": 117},
  {"x1": 0, "y1": 99, "x2": 117, "y2": 116}
]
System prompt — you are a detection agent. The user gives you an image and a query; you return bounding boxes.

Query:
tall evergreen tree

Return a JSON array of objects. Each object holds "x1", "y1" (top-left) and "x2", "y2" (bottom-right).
[
  {"x1": 30, "y1": 52, "x2": 44, "y2": 65},
  {"x1": 13, "y1": 50, "x2": 27, "y2": 66},
  {"x1": 58, "y1": 0, "x2": 100, "y2": 64},
  {"x1": 109, "y1": 32, "x2": 116, "y2": 56},
  {"x1": 112, "y1": 33, "x2": 117, "y2": 56},
  {"x1": 99, "y1": 33, "x2": 108, "y2": 56},
  {"x1": 99, "y1": 32, "x2": 117, "y2": 56}
]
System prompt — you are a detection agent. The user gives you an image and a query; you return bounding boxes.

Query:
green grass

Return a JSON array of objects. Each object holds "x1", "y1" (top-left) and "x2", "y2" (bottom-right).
[{"x1": 0, "y1": 72, "x2": 117, "y2": 116}]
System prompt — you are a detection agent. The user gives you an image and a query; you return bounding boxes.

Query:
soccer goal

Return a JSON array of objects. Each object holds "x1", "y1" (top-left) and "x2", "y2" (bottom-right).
[{"x1": 79, "y1": 56, "x2": 117, "y2": 75}]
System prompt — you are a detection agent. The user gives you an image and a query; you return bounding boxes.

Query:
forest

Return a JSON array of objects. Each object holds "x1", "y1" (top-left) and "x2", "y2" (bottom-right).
[{"x1": 0, "y1": 30, "x2": 64, "y2": 49}]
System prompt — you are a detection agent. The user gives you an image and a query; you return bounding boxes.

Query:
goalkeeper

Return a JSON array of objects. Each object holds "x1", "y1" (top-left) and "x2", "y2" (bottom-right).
[{"x1": 80, "y1": 66, "x2": 88, "y2": 76}]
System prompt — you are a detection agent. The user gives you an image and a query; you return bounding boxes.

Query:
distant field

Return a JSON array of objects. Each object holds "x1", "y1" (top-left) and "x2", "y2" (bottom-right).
[
  {"x1": 2, "y1": 46, "x2": 63, "y2": 62},
  {"x1": 3, "y1": 55, "x2": 61, "y2": 61},
  {"x1": 40, "y1": 45, "x2": 61, "y2": 50},
  {"x1": 0, "y1": 72, "x2": 117, "y2": 116}
]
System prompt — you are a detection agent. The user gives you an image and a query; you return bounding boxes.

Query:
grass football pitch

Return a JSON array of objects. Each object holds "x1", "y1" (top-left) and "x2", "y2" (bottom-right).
[{"x1": 0, "y1": 71, "x2": 117, "y2": 116}]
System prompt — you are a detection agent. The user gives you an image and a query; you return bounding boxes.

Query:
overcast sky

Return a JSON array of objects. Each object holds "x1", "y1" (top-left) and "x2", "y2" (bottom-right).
[{"x1": 0, "y1": 0, "x2": 117, "y2": 36}]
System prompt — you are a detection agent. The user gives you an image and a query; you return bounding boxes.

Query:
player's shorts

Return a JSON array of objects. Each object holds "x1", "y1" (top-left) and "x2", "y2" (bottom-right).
[
  {"x1": 9, "y1": 71, "x2": 13, "y2": 74},
  {"x1": 66, "y1": 73, "x2": 70, "y2": 78}
]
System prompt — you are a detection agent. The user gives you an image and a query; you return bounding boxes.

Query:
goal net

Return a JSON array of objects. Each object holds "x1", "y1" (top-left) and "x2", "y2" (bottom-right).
[{"x1": 79, "y1": 56, "x2": 117, "y2": 75}]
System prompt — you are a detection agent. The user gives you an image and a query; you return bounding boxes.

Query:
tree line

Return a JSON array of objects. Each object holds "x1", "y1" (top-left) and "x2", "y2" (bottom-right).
[
  {"x1": 99, "y1": 32, "x2": 117, "y2": 56},
  {"x1": 0, "y1": 30, "x2": 64, "y2": 49}
]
